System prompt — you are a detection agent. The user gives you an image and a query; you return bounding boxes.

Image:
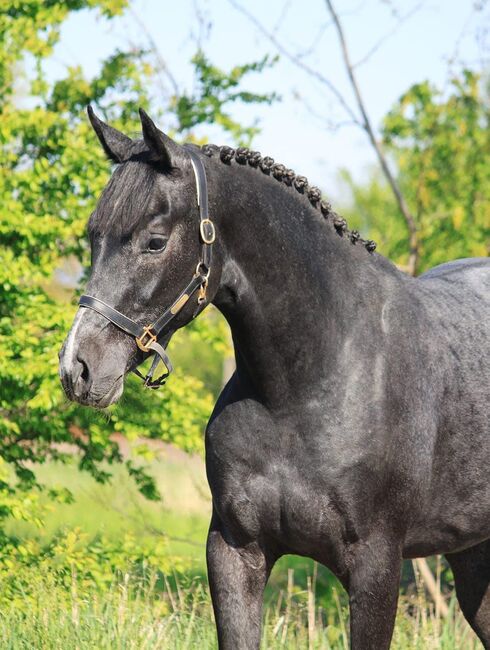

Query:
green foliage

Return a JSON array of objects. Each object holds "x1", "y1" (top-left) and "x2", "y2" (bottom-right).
[
  {"x1": 4, "y1": 454, "x2": 210, "y2": 568},
  {"x1": 1, "y1": 1, "x2": 157, "y2": 513},
  {"x1": 173, "y1": 51, "x2": 279, "y2": 146},
  {"x1": 343, "y1": 71, "x2": 489, "y2": 273},
  {"x1": 0, "y1": 527, "x2": 182, "y2": 607},
  {"x1": 0, "y1": 0, "x2": 275, "y2": 548},
  {"x1": 0, "y1": 1, "x2": 128, "y2": 102},
  {"x1": 339, "y1": 168, "x2": 411, "y2": 264}
]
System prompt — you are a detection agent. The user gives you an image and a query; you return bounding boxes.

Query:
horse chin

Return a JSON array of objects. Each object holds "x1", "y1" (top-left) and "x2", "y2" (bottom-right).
[{"x1": 95, "y1": 377, "x2": 124, "y2": 408}]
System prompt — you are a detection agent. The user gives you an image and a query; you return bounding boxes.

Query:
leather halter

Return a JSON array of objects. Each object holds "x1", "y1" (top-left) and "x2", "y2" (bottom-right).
[{"x1": 79, "y1": 146, "x2": 215, "y2": 388}]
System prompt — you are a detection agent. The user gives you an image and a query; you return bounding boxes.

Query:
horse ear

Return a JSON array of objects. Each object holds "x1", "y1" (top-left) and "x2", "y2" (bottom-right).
[
  {"x1": 139, "y1": 108, "x2": 179, "y2": 170},
  {"x1": 87, "y1": 106, "x2": 132, "y2": 163}
]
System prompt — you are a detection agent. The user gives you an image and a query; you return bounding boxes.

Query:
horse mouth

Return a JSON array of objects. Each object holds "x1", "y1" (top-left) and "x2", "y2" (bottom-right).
[
  {"x1": 95, "y1": 377, "x2": 124, "y2": 408},
  {"x1": 64, "y1": 375, "x2": 124, "y2": 409}
]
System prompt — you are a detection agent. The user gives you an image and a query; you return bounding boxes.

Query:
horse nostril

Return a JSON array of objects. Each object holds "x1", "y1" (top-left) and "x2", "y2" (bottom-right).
[
  {"x1": 73, "y1": 354, "x2": 91, "y2": 397},
  {"x1": 79, "y1": 357, "x2": 90, "y2": 384}
]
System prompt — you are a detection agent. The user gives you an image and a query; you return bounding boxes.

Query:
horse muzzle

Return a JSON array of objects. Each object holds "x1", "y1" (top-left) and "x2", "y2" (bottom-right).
[{"x1": 58, "y1": 309, "x2": 130, "y2": 408}]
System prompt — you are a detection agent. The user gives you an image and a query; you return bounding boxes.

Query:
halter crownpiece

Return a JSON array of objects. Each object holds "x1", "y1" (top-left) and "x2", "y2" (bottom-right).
[{"x1": 79, "y1": 145, "x2": 214, "y2": 388}]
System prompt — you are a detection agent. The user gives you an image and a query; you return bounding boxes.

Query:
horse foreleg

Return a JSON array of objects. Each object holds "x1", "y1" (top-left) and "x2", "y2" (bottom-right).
[
  {"x1": 346, "y1": 535, "x2": 402, "y2": 650},
  {"x1": 207, "y1": 515, "x2": 272, "y2": 650}
]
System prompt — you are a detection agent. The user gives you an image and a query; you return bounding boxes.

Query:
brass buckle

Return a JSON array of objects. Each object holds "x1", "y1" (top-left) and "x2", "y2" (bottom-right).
[
  {"x1": 135, "y1": 325, "x2": 157, "y2": 352},
  {"x1": 195, "y1": 263, "x2": 210, "y2": 305},
  {"x1": 198, "y1": 277, "x2": 209, "y2": 305},
  {"x1": 200, "y1": 219, "x2": 216, "y2": 244}
]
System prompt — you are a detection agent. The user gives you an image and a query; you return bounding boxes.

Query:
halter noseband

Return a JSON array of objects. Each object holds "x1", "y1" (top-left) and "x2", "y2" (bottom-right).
[{"x1": 78, "y1": 146, "x2": 215, "y2": 389}]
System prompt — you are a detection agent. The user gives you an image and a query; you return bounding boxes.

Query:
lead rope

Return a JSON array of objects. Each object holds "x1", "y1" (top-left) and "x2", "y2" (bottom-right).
[{"x1": 78, "y1": 146, "x2": 215, "y2": 389}]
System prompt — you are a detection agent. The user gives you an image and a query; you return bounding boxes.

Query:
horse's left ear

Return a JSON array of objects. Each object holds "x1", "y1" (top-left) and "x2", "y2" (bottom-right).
[
  {"x1": 139, "y1": 108, "x2": 181, "y2": 170},
  {"x1": 87, "y1": 106, "x2": 133, "y2": 163}
]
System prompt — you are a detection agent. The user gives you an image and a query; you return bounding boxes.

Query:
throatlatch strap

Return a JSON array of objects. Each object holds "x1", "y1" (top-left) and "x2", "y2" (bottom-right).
[
  {"x1": 185, "y1": 145, "x2": 214, "y2": 270},
  {"x1": 152, "y1": 274, "x2": 204, "y2": 333}
]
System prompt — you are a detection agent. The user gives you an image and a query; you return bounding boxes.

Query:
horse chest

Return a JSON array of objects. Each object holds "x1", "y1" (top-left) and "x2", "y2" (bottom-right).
[{"x1": 206, "y1": 406, "x2": 358, "y2": 564}]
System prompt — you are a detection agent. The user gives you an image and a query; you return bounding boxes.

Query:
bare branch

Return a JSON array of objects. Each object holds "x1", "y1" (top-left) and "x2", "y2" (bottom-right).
[
  {"x1": 446, "y1": 2, "x2": 487, "y2": 74},
  {"x1": 353, "y1": 1, "x2": 424, "y2": 69},
  {"x1": 294, "y1": 90, "x2": 360, "y2": 132},
  {"x1": 413, "y1": 558, "x2": 450, "y2": 618},
  {"x1": 325, "y1": 0, "x2": 419, "y2": 275},
  {"x1": 227, "y1": 0, "x2": 419, "y2": 273},
  {"x1": 272, "y1": 0, "x2": 293, "y2": 35},
  {"x1": 128, "y1": 7, "x2": 180, "y2": 98},
  {"x1": 227, "y1": 0, "x2": 363, "y2": 128},
  {"x1": 190, "y1": 0, "x2": 213, "y2": 51},
  {"x1": 294, "y1": 21, "x2": 332, "y2": 60}
]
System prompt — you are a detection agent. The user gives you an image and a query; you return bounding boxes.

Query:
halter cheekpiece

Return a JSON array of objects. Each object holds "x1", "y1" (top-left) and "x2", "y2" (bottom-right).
[{"x1": 79, "y1": 146, "x2": 215, "y2": 389}]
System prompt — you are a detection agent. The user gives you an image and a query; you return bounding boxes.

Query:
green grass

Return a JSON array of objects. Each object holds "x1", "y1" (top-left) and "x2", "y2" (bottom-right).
[{"x1": 0, "y1": 568, "x2": 479, "y2": 649}]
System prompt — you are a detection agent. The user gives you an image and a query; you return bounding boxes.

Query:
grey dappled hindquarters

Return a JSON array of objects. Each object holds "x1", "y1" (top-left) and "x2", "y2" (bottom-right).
[{"x1": 59, "y1": 109, "x2": 490, "y2": 649}]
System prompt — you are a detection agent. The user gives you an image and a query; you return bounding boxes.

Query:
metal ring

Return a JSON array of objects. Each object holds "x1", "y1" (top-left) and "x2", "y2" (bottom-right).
[{"x1": 195, "y1": 261, "x2": 210, "y2": 279}]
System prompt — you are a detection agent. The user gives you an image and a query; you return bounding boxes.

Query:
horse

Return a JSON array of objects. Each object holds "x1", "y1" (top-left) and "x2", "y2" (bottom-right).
[{"x1": 59, "y1": 107, "x2": 490, "y2": 649}]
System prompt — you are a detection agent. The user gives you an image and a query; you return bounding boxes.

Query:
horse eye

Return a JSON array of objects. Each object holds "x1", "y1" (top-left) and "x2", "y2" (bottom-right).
[{"x1": 147, "y1": 237, "x2": 167, "y2": 253}]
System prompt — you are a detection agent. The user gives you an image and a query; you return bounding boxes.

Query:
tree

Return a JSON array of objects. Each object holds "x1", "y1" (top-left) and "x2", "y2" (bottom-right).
[
  {"x1": 229, "y1": 0, "x2": 422, "y2": 274},
  {"x1": 229, "y1": 0, "x2": 489, "y2": 276},
  {"x1": 343, "y1": 70, "x2": 490, "y2": 273},
  {"x1": 0, "y1": 0, "x2": 276, "y2": 546},
  {"x1": 383, "y1": 70, "x2": 489, "y2": 271}
]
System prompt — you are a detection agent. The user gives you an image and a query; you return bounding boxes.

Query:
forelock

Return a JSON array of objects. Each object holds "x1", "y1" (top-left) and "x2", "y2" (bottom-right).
[{"x1": 89, "y1": 147, "x2": 160, "y2": 238}]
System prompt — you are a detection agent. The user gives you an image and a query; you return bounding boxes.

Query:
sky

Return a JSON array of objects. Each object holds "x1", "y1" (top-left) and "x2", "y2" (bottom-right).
[{"x1": 45, "y1": 0, "x2": 489, "y2": 202}]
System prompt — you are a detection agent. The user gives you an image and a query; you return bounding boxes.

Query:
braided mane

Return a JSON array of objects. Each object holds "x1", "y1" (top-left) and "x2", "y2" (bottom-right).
[{"x1": 200, "y1": 144, "x2": 376, "y2": 253}]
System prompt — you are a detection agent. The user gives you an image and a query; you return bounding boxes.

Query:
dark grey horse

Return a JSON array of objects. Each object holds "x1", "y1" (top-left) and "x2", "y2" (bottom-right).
[{"x1": 59, "y1": 109, "x2": 490, "y2": 649}]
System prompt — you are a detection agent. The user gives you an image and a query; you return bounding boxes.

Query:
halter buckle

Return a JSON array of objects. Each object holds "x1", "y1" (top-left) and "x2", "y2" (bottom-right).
[
  {"x1": 198, "y1": 277, "x2": 209, "y2": 305},
  {"x1": 194, "y1": 263, "x2": 210, "y2": 305},
  {"x1": 135, "y1": 325, "x2": 157, "y2": 352},
  {"x1": 200, "y1": 219, "x2": 216, "y2": 244}
]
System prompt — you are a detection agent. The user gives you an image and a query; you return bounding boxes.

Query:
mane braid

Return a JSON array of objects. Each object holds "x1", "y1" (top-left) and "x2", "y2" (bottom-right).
[{"x1": 200, "y1": 144, "x2": 376, "y2": 253}]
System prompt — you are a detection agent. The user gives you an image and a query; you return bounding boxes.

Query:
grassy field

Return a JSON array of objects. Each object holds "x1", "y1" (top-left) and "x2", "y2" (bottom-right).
[
  {"x1": 0, "y1": 567, "x2": 479, "y2": 649},
  {"x1": 2, "y1": 450, "x2": 480, "y2": 649}
]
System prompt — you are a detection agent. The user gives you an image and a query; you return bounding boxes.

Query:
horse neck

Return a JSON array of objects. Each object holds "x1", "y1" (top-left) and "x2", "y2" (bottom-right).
[{"x1": 209, "y1": 161, "x2": 400, "y2": 409}]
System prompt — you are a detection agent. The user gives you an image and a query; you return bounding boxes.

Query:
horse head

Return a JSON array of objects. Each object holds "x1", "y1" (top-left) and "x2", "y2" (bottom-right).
[{"x1": 59, "y1": 108, "x2": 221, "y2": 407}]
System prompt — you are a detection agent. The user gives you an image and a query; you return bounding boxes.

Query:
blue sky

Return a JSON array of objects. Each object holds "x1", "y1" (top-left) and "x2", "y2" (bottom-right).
[{"x1": 46, "y1": 0, "x2": 489, "y2": 201}]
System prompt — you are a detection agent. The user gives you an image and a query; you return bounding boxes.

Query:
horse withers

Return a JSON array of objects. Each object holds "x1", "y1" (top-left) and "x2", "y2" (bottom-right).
[{"x1": 59, "y1": 108, "x2": 490, "y2": 649}]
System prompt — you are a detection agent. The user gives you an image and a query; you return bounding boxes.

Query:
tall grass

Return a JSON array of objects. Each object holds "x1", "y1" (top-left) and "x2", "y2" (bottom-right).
[
  {"x1": 0, "y1": 568, "x2": 478, "y2": 649},
  {"x1": 2, "y1": 461, "x2": 480, "y2": 648}
]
